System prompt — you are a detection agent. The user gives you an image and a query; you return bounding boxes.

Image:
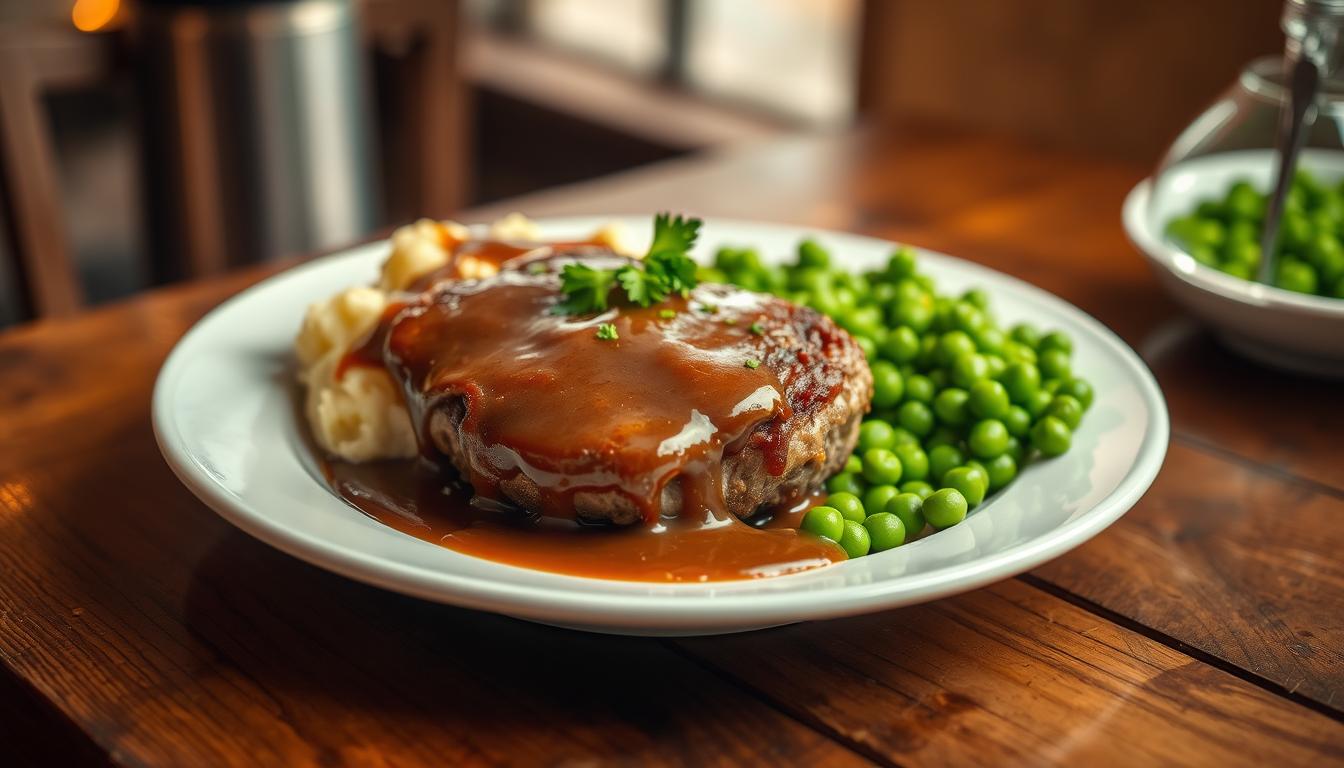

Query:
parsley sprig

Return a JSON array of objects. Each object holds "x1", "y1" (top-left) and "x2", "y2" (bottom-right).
[{"x1": 556, "y1": 213, "x2": 702, "y2": 314}]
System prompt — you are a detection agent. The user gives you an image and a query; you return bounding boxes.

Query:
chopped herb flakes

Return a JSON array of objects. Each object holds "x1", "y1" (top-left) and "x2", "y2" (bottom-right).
[
  {"x1": 595, "y1": 323, "x2": 619, "y2": 341},
  {"x1": 744, "y1": 358, "x2": 761, "y2": 369}
]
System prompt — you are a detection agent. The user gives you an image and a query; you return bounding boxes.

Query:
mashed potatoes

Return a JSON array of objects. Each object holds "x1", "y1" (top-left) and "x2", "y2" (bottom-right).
[{"x1": 297, "y1": 215, "x2": 625, "y2": 462}]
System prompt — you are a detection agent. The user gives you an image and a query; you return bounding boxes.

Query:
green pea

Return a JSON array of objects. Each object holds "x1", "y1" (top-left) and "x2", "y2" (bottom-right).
[
  {"x1": 844, "y1": 454, "x2": 863, "y2": 474},
  {"x1": 938, "y1": 331, "x2": 977, "y2": 365},
  {"x1": 952, "y1": 302, "x2": 986, "y2": 334},
  {"x1": 1039, "y1": 348, "x2": 1072, "y2": 381},
  {"x1": 973, "y1": 328, "x2": 1005, "y2": 357},
  {"x1": 983, "y1": 353, "x2": 1007, "y2": 380},
  {"x1": 889, "y1": 426, "x2": 920, "y2": 446},
  {"x1": 1225, "y1": 180, "x2": 1264, "y2": 220},
  {"x1": 950, "y1": 352, "x2": 990, "y2": 388},
  {"x1": 897, "y1": 401, "x2": 935, "y2": 437},
  {"x1": 880, "y1": 325, "x2": 921, "y2": 363},
  {"x1": 838, "y1": 519, "x2": 871, "y2": 558},
  {"x1": 1045, "y1": 394, "x2": 1084, "y2": 430},
  {"x1": 797, "y1": 238, "x2": 830, "y2": 269},
  {"x1": 826, "y1": 472, "x2": 865, "y2": 496},
  {"x1": 1001, "y1": 361, "x2": 1042, "y2": 404},
  {"x1": 1030, "y1": 415, "x2": 1073, "y2": 457},
  {"x1": 984, "y1": 453, "x2": 1018, "y2": 492},
  {"x1": 1225, "y1": 218, "x2": 1259, "y2": 246},
  {"x1": 1010, "y1": 322, "x2": 1042, "y2": 349},
  {"x1": 855, "y1": 335, "x2": 878, "y2": 361},
  {"x1": 1280, "y1": 211, "x2": 1313, "y2": 251},
  {"x1": 893, "y1": 443, "x2": 929, "y2": 482},
  {"x1": 1222, "y1": 261, "x2": 1254, "y2": 280},
  {"x1": 886, "y1": 247, "x2": 917, "y2": 279},
  {"x1": 1002, "y1": 405, "x2": 1031, "y2": 437},
  {"x1": 928, "y1": 444, "x2": 965, "y2": 483},
  {"x1": 968, "y1": 379, "x2": 1011, "y2": 420},
  {"x1": 826, "y1": 492, "x2": 866, "y2": 523},
  {"x1": 968, "y1": 419, "x2": 1010, "y2": 458},
  {"x1": 714, "y1": 247, "x2": 761, "y2": 273},
  {"x1": 1223, "y1": 240, "x2": 1261, "y2": 270},
  {"x1": 1276, "y1": 258, "x2": 1319, "y2": 294},
  {"x1": 924, "y1": 488, "x2": 968, "y2": 529},
  {"x1": 899, "y1": 481, "x2": 934, "y2": 500},
  {"x1": 1004, "y1": 435, "x2": 1024, "y2": 463},
  {"x1": 959, "y1": 287, "x2": 989, "y2": 309},
  {"x1": 933, "y1": 387, "x2": 972, "y2": 426},
  {"x1": 1023, "y1": 388, "x2": 1054, "y2": 418},
  {"x1": 871, "y1": 361, "x2": 905, "y2": 408},
  {"x1": 802, "y1": 505, "x2": 845, "y2": 541},
  {"x1": 861, "y1": 448, "x2": 904, "y2": 485},
  {"x1": 942, "y1": 466, "x2": 988, "y2": 508},
  {"x1": 858, "y1": 419, "x2": 897, "y2": 452},
  {"x1": 1002, "y1": 340, "x2": 1037, "y2": 365},
  {"x1": 840, "y1": 305, "x2": 884, "y2": 337},
  {"x1": 863, "y1": 513, "x2": 906, "y2": 552},
  {"x1": 863, "y1": 484, "x2": 900, "y2": 519},
  {"x1": 1057, "y1": 378, "x2": 1094, "y2": 410},
  {"x1": 904, "y1": 374, "x2": 935, "y2": 404},
  {"x1": 890, "y1": 295, "x2": 935, "y2": 333},
  {"x1": 886, "y1": 493, "x2": 926, "y2": 537},
  {"x1": 1038, "y1": 331, "x2": 1073, "y2": 355},
  {"x1": 790, "y1": 266, "x2": 832, "y2": 293},
  {"x1": 1043, "y1": 378, "x2": 1063, "y2": 394}
]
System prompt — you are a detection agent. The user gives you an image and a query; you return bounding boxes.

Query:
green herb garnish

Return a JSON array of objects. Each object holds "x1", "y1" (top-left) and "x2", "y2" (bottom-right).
[
  {"x1": 555, "y1": 213, "x2": 702, "y2": 314},
  {"x1": 749, "y1": 321, "x2": 765, "y2": 335},
  {"x1": 744, "y1": 358, "x2": 761, "y2": 369},
  {"x1": 658, "y1": 309, "x2": 677, "y2": 319},
  {"x1": 595, "y1": 323, "x2": 619, "y2": 341}
]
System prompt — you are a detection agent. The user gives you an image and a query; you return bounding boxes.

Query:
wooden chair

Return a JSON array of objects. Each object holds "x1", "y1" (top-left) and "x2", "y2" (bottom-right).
[
  {"x1": 858, "y1": 0, "x2": 1285, "y2": 161},
  {"x1": 0, "y1": 24, "x2": 112, "y2": 318}
]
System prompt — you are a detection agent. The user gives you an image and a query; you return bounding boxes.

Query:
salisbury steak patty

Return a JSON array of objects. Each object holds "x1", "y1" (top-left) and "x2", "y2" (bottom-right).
[{"x1": 382, "y1": 254, "x2": 872, "y2": 525}]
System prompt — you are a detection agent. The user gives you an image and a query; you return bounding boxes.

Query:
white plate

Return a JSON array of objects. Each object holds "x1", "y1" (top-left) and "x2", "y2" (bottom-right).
[
  {"x1": 1123, "y1": 149, "x2": 1344, "y2": 378},
  {"x1": 153, "y1": 217, "x2": 1168, "y2": 636}
]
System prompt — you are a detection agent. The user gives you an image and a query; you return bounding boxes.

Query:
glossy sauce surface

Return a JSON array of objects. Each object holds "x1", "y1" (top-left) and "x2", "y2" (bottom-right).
[
  {"x1": 326, "y1": 457, "x2": 838, "y2": 582},
  {"x1": 327, "y1": 241, "x2": 857, "y2": 581}
]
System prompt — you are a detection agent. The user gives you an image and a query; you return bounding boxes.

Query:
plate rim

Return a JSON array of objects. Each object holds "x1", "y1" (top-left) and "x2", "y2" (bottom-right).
[{"x1": 153, "y1": 216, "x2": 1170, "y2": 630}]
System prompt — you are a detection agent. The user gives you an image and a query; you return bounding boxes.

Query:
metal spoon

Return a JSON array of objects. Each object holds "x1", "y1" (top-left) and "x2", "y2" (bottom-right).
[{"x1": 1259, "y1": 54, "x2": 1321, "y2": 283}]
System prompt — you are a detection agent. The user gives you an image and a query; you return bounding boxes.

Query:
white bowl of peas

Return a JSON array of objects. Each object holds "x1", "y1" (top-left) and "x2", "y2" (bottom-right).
[{"x1": 1123, "y1": 148, "x2": 1344, "y2": 377}]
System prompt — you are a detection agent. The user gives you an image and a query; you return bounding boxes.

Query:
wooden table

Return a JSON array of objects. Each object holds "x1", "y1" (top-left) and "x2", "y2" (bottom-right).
[{"x1": 3, "y1": 125, "x2": 1342, "y2": 766}]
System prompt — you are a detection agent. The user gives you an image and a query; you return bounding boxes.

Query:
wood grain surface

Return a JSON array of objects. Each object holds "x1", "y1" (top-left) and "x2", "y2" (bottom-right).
[{"x1": 1, "y1": 124, "x2": 1341, "y2": 766}]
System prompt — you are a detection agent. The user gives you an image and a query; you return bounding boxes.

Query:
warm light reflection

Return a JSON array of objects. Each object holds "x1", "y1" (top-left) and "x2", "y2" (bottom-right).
[{"x1": 72, "y1": 0, "x2": 119, "y2": 32}]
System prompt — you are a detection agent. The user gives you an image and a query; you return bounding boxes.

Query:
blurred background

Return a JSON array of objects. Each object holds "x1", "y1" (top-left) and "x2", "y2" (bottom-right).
[{"x1": 0, "y1": 0, "x2": 1281, "y2": 328}]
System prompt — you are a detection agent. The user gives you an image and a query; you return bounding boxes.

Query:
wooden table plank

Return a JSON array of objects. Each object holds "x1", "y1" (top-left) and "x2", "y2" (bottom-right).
[
  {"x1": 3, "y1": 124, "x2": 1343, "y2": 764},
  {"x1": 677, "y1": 580, "x2": 1344, "y2": 767},
  {"x1": 1031, "y1": 441, "x2": 1344, "y2": 710},
  {"x1": 465, "y1": 126, "x2": 1344, "y2": 708},
  {"x1": 1, "y1": 304, "x2": 1337, "y2": 764},
  {"x1": 0, "y1": 298, "x2": 865, "y2": 766}
]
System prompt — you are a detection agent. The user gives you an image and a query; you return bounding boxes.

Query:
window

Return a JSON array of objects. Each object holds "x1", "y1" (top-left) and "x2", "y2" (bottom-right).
[{"x1": 467, "y1": 0, "x2": 859, "y2": 126}]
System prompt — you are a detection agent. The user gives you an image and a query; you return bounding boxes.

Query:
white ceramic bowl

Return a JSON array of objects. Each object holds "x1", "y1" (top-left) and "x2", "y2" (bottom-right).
[
  {"x1": 1123, "y1": 148, "x2": 1344, "y2": 377},
  {"x1": 153, "y1": 217, "x2": 1168, "y2": 636}
]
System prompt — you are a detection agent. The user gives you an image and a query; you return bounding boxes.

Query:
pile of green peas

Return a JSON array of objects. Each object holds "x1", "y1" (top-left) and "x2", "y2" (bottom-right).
[
  {"x1": 700, "y1": 240, "x2": 1094, "y2": 560},
  {"x1": 1165, "y1": 169, "x2": 1344, "y2": 298}
]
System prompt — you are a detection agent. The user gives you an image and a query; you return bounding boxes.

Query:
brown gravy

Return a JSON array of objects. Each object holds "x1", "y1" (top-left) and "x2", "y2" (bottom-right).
[
  {"x1": 325, "y1": 457, "x2": 840, "y2": 582},
  {"x1": 320, "y1": 240, "x2": 859, "y2": 582}
]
